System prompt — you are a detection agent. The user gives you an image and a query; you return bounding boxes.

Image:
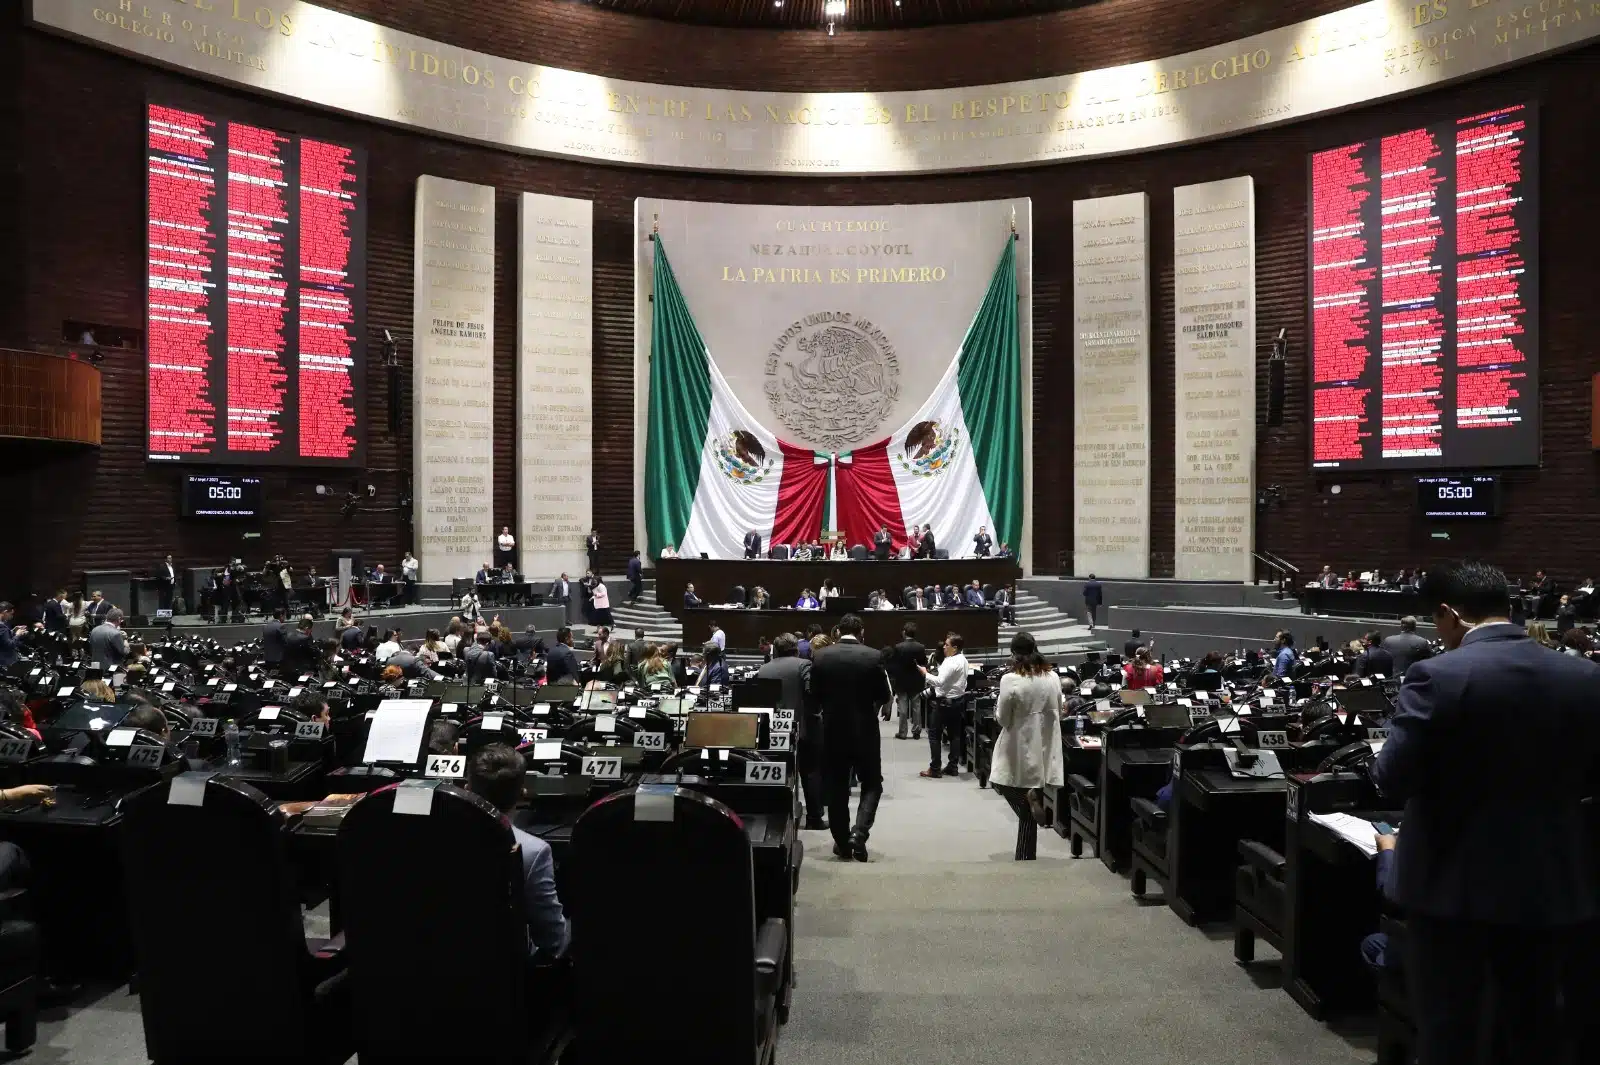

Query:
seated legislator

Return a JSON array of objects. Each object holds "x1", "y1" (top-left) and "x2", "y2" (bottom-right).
[
  {"x1": 476, "y1": 562, "x2": 496, "y2": 585},
  {"x1": 909, "y1": 587, "x2": 927, "y2": 611},
  {"x1": 997, "y1": 542, "x2": 1013, "y2": 559},
  {"x1": 830, "y1": 541, "x2": 849, "y2": 561},
  {"x1": 992, "y1": 585, "x2": 1016, "y2": 624},
  {"x1": 466, "y1": 745, "x2": 569, "y2": 960},
  {"x1": 660, "y1": 544, "x2": 679, "y2": 560},
  {"x1": 1122, "y1": 648, "x2": 1164, "y2": 690},
  {"x1": 462, "y1": 632, "x2": 500, "y2": 682},
  {"x1": 749, "y1": 586, "x2": 772, "y2": 610},
  {"x1": 963, "y1": 581, "x2": 985, "y2": 607},
  {"x1": 819, "y1": 579, "x2": 840, "y2": 605},
  {"x1": 639, "y1": 644, "x2": 675, "y2": 689},
  {"x1": 1353, "y1": 632, "x2": 1394, "y2": 677},
  {"x1": 684, "y1": 582, "x2": 705, "y2": 609},
  {"x1": 796, "y1": 588, "x2": 820, "y2": 610}
]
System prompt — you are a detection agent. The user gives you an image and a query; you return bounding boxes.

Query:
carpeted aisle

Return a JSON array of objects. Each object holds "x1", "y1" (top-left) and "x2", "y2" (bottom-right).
[{"x1": 781, "y1": 719, "x2": 1373, "y2": 1065}]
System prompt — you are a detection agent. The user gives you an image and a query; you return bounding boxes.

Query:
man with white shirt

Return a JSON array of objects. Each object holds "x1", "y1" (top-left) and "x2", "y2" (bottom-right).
[
  {"x1": 155, "y1": 554, "x2": 177, "y2": 612},
  {"x1": 374, "y1": 629, "x2": 402, "y2": 662},
  {"x1": 708, "y1": 620, "x2": 725, "y2": 653},
  {"x1": 920, "y1": 633, "x2": 969, "y2": 778},
  {"x1": 401, "y1": 551, "x2": 420, "y2": 605},
  {"x1": 496, "y1": 526, "x2": 516, "y2": 570}
]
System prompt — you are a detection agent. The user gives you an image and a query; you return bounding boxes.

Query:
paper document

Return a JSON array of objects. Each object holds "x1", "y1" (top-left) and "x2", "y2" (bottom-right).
[
  {"x1": 1308, "y1": 811, "x2": 1380, "y2": 857},
  {"x1": 363, "y1": 699, "x2": 433, "y2": 763}
]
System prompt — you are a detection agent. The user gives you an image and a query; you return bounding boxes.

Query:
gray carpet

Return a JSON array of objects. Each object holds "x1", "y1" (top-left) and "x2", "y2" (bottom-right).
[
  {"x1": 24, "y1": 721, "x2": 1375, "y2": 1062},
  {"x1": 779, "y1": 720, "x2": 1375, "y2": 1064}
]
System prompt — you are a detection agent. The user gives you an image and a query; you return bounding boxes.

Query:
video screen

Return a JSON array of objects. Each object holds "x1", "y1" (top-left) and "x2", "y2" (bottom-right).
[
  {"x1": 146, "y1": 101, "x2": 367, "y2": 465},
  {"x1": 1417, "y1": 474, "x2": 1498, "y2": 519},
  {"x1": 181, "y1": 474, "x2": 264, "y2": 518},
  {"x1": 1309, "y1": 104, "x2": 1537, "y2": 470}
]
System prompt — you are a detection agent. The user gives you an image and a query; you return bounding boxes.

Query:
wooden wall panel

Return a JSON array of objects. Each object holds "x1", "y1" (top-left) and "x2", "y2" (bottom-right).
[{"x1": 4, "y1": 10, "x2": 1599, "y2": 599}]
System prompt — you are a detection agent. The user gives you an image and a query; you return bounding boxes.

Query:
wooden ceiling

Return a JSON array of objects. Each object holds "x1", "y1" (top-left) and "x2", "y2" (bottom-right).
[{"x1": 579, "y1": 0, "x2": 1093, "y2": 31}]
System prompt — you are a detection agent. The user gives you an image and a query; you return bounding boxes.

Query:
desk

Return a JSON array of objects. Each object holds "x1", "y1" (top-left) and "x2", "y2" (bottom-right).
[
  {"x1": 682, "y1": 607, "x2": 999, "y2": 651},
  {"x1": 477, "y1": 581, "x2": 533, "y2": 607},
  {"x1": 657, "y1": 557, "x2": 1020, "y2": 614},
  {"x1": 1097, "y1": 730, "x2": 1185, "y2": 875},
  {"x1": 0, "y1": 783, "x2": 145, "y2": 979},
  {"x1": 1282, "y1": 773, "x2": 1402, "y2": 1018},
  {"x1": 1167, "y1": 755, "x2": 1290, "y2": 925},
  {"x1": 1298, "y1": 587, "x2": 1422, "y2": 619},
  {"x1": 216, "y1": 760, "x2": 328, "y2": 802}
]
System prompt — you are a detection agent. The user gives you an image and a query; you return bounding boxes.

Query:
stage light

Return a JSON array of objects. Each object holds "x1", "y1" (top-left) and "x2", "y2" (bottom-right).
[
  {"x1": 823, "y1": 0, "x2": 845, "y2": 15},
  {"x1": 315, "y1": 484, "x2": 329, "y2": 496}
]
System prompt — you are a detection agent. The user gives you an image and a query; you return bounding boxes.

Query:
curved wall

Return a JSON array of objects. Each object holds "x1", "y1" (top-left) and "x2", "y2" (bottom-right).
[
  {"x1": 312, "y1": 0, "x2": 1358, "y2": 90},
  {"x1": 2, "y1": 4, "x2": 1597, "y2": 594}
]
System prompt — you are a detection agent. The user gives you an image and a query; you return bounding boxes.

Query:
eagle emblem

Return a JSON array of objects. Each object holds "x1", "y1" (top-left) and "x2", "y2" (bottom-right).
[
  {"x1": 714, "y1": 429, "x2": 774, "y2": 486},
  {"x1": 896, "y1": 420, "x2": 961, "y2": 479}
]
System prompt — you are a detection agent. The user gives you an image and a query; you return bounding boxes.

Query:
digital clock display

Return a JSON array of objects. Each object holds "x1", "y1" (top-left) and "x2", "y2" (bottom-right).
[{"x1": 1417, "y1": 475, "x2": 1498, "y2": 518}]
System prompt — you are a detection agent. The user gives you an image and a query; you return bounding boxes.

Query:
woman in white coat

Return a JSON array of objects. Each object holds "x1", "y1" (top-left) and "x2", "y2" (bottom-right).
[{"x1": 989, "y1": 632, "x2": 1064, "y2": 861}]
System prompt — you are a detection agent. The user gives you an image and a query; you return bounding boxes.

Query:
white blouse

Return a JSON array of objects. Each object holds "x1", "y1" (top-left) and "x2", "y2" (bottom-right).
[{"x1": 989, "y1": 671, "x2": 1065, "y2": 790}]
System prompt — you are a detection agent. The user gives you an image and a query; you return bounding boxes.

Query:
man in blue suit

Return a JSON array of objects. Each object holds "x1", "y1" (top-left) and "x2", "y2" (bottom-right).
[{"x1": 1372, "y1": 560, "x2": 1600, "y2": 1065}]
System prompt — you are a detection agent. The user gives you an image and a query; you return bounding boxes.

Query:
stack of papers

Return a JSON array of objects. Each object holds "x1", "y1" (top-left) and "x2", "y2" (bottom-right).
[{"x1": 1308, "y1": 811, "x2": 1380, "y2": 857}]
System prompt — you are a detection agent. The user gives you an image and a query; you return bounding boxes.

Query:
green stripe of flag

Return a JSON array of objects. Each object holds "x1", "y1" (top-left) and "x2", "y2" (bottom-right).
[
  {"x1": 956, "y1": 238, "x2": 1023, "y2": 552},
  {"x1": 644, "y1": 237, "x2": 713, "y2": 559}
]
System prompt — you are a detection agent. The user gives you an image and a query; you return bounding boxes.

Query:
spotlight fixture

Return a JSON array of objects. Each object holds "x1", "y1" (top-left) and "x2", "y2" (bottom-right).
[{"x1": 314, "y1": 484, "x2": 329, "y2": 496}]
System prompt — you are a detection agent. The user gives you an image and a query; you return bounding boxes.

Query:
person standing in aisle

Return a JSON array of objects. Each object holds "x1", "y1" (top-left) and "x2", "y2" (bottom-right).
[
  {"x1": 989, "y1": 632, "x2": 1063, "y2": 860},
  {"x1": 586, "y1": 529, "x2": 601, "y2": 576},
  {"x1": 626, "y1": 550, "x2": 643, "y2": 603},
  {"x1": 808, "y1": 614, "x2": 890, "y2": 862}
]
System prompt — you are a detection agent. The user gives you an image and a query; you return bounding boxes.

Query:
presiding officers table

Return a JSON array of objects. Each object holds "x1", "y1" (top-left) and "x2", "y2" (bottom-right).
[
  {"x1": 681, "y1": 607, "x2": 1000, "y2": 650},
  {"x1": 1298, "y1": 587, "x2": 1423, "y2": 619},
  {"x1": 655, "y1": 557, "x2": 1021, "y2": 612}
]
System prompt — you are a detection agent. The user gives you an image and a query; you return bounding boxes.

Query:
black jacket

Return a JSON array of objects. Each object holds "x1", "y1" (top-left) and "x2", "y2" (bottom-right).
[
  {"x1": 1083, "y1": 580, "x2": 1104, "y2": 608},
  {"x1": 545, "y1": 642, "x2": 581, "y2": 686},
  {"x1": 1373, "y1": 624, "x2": 1600, "y2": 925},
  {"x1": 260, "y1": 620, "x2": 288, "y2": 665},
  {"x1": 1354, "y1": 644, "x2": 1394, "y2": 677},
  {"x1": 808, "y1": 637, "x2": 890, "y2": 736},
  {"x1": 885, "y1": 639, "x2": 926, "y2": 695}
]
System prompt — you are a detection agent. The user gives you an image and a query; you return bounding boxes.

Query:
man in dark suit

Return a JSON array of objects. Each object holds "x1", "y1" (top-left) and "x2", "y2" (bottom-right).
[
  {"x1": 886, "y1": 622, "x2": 926, "y2": 740},
  {"x1": 0, "y1": 604, "x2": 20, "y2": 670},
  {"x1": 1353, "y1": 630, "x2": 1394, "y2": 677},
  {"x1": 1083, "y1": 574, "x2": 1104, "y2": 632},
  {"x1": 86, "y1": 590, "x2": 113, "y2": 625},
  {"x1": 626, "y1": 551, "x2": 643, "y2": 603},
  {"x1": 284, "y1": 615, "x2": 319, "y2": 674},
  {"x1": 808, "y1": 614, "x2": 891, "y2": 861},
  {"x1": 1380, "y1": 615, "x2": 1433, "y2": 677},
  {"x1": 1372, "y1": 560, "x2": 1600, "y2": 1065},
  {"x1": 756, "y1": 633, "x2": 824, "y2": 830},
  {"x1": 625, "y1": 629, "x2": 648, "y2": 671},
  {"x1": 586, "y1": 530, "x2": 601, "y2": 576},
  {"x1": 260, "y1": 608, "x2": 289, "y2": 669},
  {"x1": 462, "y1": 632, "x2": 500, "y2": 683},
  {"x1": 972, "y1": 526, "x2": 992, "y2": 558},
  {"x1": 475, "y1": 562, "x2": 496, "y2": 586},
  {"x1": 683, "y1": 583, "x2": 704, "y2": 609},
  {"x1": 873, "y1": 525, "x2": 892, "y2": 561},
  {"x1": 42, "y1": 590, "x2": 68, "y2": 634},
  {"x1": 544, "y1": 627, "x2": 581, "y2": 687},
  {"x1": 743, "y1": 530, "x2": 763, "y2": 560},
  {"x1": 155, "y1": 554, "x2": 177, "y2": 612}
]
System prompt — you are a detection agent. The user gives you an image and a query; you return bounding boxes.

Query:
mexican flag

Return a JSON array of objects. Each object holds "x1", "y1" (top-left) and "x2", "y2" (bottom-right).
[{"x1": 645, "y1": 236, "x2": 1022, "y2": 562}]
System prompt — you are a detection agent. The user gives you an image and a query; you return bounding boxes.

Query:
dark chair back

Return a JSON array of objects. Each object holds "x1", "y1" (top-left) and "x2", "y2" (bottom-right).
[
  {"x1": 338, "y1": 784, "x2": 529, "y2": 1064},
  {"x1": 729, "y1": 584, "x2": 746, "y2": 607},
  {"x1": 569, "y1": 787, "x2": 759, "y2": 1058},
  {"x1": 849, "y1": 545, "x2": 868, "y2": 561},
  {"x1": 121, "y1": 774, "x2": 324, "y2": 1062}
]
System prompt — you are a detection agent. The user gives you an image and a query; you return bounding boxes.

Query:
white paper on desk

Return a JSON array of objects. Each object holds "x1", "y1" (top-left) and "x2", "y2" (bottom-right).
[
  {"x1": 362, "y1": 700, "x2": 433, "y2": 763},
  {"x1": 1308, "y1": 812, "x2": 1380, "y2": 857}
]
